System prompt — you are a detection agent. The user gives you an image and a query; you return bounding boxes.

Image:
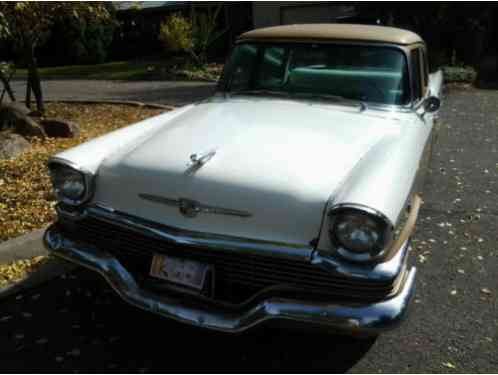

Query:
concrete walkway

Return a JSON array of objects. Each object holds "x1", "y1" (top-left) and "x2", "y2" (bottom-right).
[{"x1": 10, "y1": 79, "x2": 217, "y2": 107}]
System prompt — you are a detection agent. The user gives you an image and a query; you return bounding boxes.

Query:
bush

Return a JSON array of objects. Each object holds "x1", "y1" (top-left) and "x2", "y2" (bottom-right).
[
  {"x1": 443, "y1": 66, "x2": 478, "y2": 84},
  {"x1": 158, "y1": 6, "x2": 226, "y2": 67},
  {"x1": 159, "y1": 13, "x2": 193, "y2": 54},
  {"x1": 34, "y1": 9, "x2": 116, "y2": 66}
]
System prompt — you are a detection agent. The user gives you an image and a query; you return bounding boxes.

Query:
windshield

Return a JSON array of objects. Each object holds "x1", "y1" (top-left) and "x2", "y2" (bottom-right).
[{"x1": 222, "y1": 42, "x2": 411, "y2": 106}]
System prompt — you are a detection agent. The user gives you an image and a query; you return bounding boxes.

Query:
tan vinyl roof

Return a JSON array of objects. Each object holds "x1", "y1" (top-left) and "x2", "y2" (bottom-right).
[{"x1": 239, "y1": 24, "x2": 423, "y2": 46}]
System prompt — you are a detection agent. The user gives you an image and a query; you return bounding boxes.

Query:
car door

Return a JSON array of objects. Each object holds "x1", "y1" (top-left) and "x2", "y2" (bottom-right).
[{"x1": 412, "y1": 45, "x2": 436, "y2": 198}]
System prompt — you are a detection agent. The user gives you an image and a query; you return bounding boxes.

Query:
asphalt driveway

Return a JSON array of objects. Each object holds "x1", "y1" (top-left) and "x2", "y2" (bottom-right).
[
  {"x1": 0, "y1": 88, "x2": 497, "y2": 372},
  {"x1": 10, "y1": 79, "x2": 217, "y2": 107}
]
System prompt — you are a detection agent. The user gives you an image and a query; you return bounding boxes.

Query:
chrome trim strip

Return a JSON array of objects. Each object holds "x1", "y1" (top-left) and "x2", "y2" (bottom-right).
[
  {"x1": 138, "y1": 194, "x2": 252, "y2": 219},
  {"x1": 48, "y1": 156, "x2": 95, "y2": 207},
  {"x1": 44, "y1": 225, "x2": 417, "y2": 335},
  {"x1": 328, "y1": 202, "x2": 395, "y2": 229},
  {"x1": 57, "y1": 204, "x2": 313, "y2": 262},
  {"x1": 312, "y1": 239, "x2": 410, "y2": 282}
]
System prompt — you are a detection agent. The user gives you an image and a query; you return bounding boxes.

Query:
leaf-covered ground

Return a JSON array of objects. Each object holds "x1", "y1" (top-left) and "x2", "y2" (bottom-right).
[
  {"x1": 0, "y1": 256, "x2": 48, "y2": 288},
  {"x1": 0, "y1": 103, "x2": 165, "y2": 243}
]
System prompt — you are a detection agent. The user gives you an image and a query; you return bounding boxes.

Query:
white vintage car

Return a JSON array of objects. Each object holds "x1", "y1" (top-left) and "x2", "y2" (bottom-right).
[{"x1": 44, "y1": 24, "x2": 443, "y2": 336}]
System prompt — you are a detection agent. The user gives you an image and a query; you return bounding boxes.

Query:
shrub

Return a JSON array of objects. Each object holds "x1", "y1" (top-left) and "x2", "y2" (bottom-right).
[
  {"x1": 443, "y1": 66, "x2": 478, "y2": 84},
  {"x1": 159, "y1": 6, "x2": 226, "y2": 67},
  {"x1": 159, "y1": 13, "x2": 193, "y2": 54}
]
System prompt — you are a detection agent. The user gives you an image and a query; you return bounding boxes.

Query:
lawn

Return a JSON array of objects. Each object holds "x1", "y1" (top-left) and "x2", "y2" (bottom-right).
[
  {"x1": 0, "y1": 103, "x2": 166, "y2": 243},
  {"x1": 15, "y1": 60, "x2": 223, "y2": 81}
]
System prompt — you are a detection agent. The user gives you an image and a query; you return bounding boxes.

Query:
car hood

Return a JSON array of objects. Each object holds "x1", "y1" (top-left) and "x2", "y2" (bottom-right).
[{"x1": 93, "y1": 98, "x2": 402, "y2": 246}]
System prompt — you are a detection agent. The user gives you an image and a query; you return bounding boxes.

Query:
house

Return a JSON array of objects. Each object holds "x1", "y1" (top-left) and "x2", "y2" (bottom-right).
[{"x1": 251, "y1": 2, "x2": 358, "y2": 28}]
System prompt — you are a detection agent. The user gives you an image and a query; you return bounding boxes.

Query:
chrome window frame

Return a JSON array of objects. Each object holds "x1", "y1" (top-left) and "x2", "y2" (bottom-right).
[{"x1": 218, "y1": 39, "x2": 418, "y2": 113}]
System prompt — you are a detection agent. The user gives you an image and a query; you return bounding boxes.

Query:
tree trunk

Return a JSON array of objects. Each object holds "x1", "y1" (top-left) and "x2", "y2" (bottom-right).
[
  {"x1": 25, "y1": 78, "x2": 31, "y2": 109},
  {"x1": 25, "y1": 44, "x2": 44, "y2": 114},
  {"x1": 0, "y1": 71, "x2": 16, "y2": 102}
]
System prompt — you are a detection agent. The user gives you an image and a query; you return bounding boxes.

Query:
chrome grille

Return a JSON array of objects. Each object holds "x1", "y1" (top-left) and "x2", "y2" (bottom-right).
[{"x1": 59, "y1": 217, "x2": 398, "y2": 304}]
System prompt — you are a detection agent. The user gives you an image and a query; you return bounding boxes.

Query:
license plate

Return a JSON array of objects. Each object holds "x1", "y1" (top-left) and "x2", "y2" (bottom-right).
[{"x1": 150, "y1": 254, "x2": 210, "y2": 291}]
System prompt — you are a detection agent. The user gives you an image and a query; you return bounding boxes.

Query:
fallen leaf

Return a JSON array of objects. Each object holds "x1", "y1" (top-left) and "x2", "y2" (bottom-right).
[
  {"x1": 443, "y1": 362, "x2": 456, "y2": 369},
  {"x1": 0, "y1": 103, "x2": 166, "y2": 243}
]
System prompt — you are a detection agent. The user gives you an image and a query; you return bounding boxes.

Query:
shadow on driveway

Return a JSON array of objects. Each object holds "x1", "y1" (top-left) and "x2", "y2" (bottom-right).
[{"x1": 1, "y1": 269, "x2": 376, "y2": 372}]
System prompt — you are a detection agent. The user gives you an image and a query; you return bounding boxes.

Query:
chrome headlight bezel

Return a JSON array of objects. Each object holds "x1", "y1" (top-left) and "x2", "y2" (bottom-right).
[
  {"x1": 328, "y1": 205, "x2": 393, "y2": 263},
  {"x1": 48, "y1": 159, "x2": 94, "y2": 207}
]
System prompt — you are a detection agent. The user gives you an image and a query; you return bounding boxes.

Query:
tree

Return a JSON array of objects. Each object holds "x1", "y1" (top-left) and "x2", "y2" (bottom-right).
[
  {"x1": 0, "y1": 2, "x2": 112, "y2": 113},
  {"x1": 355, "y1": 3, "x2": 498, "y2": 70},
  {"x1": 44, "y1": 7, "x2": 117, "y2": 66},
  {"x1": 0, "y1": 62, "x2": 16, "y2": 103},
  {"x1": 159, "y1": 13, "x2": 194, "y2": 56}
]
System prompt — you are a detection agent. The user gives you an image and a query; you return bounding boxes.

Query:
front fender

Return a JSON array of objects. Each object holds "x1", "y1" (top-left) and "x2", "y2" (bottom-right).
[
  {"x1": 317, "y1": 116, "x2": 430, "y2": 251},
  {"x1": 49, "y1": 105, "x2": 194, "y2": 174}
]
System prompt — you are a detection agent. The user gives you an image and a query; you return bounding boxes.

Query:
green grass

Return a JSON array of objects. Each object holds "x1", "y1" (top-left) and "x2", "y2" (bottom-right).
[{"x1": 15, "y1": 61, "x2": 158, "y2": 80}]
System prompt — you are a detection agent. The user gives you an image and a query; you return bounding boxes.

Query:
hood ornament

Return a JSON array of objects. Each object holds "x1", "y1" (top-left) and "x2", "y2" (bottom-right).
[
  {"x1": 186, "y1": 150, "x2": 217, "y2": 175},
  {"x1": 139, "y1": 194, "x2": 252, "y2": 219}
]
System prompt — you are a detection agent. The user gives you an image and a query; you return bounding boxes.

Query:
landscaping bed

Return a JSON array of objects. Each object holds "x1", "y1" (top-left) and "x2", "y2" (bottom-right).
[
  {"x1": 0, "y1": 256, "x2": 47, "y2": 289},
  {"x1": 0, "y1": 103, "x2": 166, "y2": 243}
]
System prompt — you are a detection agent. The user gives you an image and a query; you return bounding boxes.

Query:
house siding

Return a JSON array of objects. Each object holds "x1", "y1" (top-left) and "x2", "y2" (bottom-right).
[{"x1": 252, "y1": 2, "x2": 356, "y2": 28}]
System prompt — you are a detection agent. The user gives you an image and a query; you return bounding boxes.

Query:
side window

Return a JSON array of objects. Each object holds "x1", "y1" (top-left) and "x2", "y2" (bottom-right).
[
  {"x1": 410, "y1": 49, "x2": 422, "y2": 101},
  {"x1": 227, "y1": 44, "x2": 258, "y2": 91},
  {"x1": 257, "y1": 47, "x2": 287, "y2": 89}
]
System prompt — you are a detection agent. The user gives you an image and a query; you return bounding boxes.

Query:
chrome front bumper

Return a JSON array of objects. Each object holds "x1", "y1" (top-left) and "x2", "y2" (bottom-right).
[{"x1": 44, "y1": 225, "x2": 416, "y2": 335}]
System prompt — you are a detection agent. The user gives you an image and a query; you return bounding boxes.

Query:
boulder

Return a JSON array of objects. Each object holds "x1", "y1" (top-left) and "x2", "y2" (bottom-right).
[
  {"x1": 0, "y1": 132, "x2": 31, "y2": 160},
  {"x1": 40, "y1": 119, "x2": 80, "y2": 138},
  {"x1": 4, "y1": 102, "x2": 33, "y2": 117},
  {"x1": 0, "y1": 104, "x2": 46, "y2": 138}
]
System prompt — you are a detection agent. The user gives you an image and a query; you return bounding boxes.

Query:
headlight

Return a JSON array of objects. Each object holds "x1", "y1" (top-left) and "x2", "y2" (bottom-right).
[
  {"x1": 49, "y1": 163, "x2": 87, "y2": 205},
  {"x1": 329, "y1": 208, "x2": 392, "y2": 262}
]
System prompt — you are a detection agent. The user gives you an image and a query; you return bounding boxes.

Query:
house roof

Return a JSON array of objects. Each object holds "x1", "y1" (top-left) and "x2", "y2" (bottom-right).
[
  {"x1": 239, "y1": 24, "x2": 423, "y2": 46},
  {"x1": 113, "y1": 1, "x2": 189, "y2": 12}
]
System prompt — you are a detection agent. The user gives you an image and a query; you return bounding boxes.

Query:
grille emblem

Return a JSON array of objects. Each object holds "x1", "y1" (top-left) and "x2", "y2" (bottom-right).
[{"x1": 139, "y1": 194, "x2": 252, "y2": 219}]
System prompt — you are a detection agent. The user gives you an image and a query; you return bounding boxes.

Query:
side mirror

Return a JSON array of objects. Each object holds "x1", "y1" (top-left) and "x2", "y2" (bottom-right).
[{"x1": 424, "y1": 96, "x2": 441, "y2": 113}]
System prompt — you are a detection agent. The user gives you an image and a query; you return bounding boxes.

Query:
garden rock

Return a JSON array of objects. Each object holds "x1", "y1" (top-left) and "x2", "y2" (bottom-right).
[
  {"x1": 4, "y1": 102, "x2": 32, "y2": 117},
  {"x1": 0, "y1": 133, "x2": 31, "y2": 160},
  {"x1": 40, "y1": 119, "x2": 80, "y2": 138},
  {"x1": 0, "y1": 104, "x2": 46, "y2": 138}
]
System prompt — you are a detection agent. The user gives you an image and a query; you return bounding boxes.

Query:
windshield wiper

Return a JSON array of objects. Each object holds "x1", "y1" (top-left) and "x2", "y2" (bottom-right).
[
  {"x1": 292, "y1": 92, "x2": 368, "y2": 112},
  {"x1": 291, "y1": 92, "x2": 347, "y2": 102},
  {"x1": 229, "y1": 89, "x2": 290, "y2": 98},
  {"x1": 228, "y1": 90, "x2": 368, "y2": 111}
]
